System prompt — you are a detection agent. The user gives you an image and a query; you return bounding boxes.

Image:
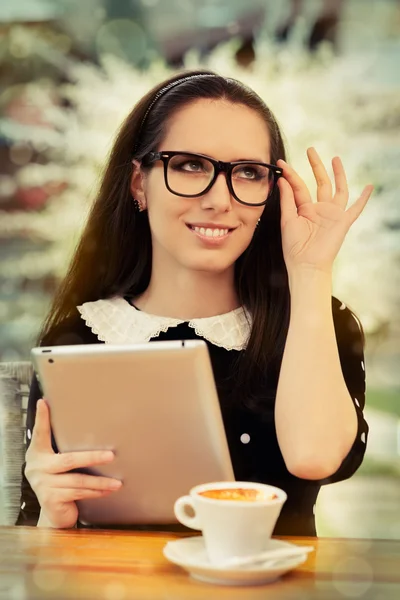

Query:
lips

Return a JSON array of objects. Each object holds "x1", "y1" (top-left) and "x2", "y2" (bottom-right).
[
  {"x1": 187, "y1": 223, "x2": 236, "y2": 234},
  {"x1": 186, "y1": 223, "x2": 236, "y2": 243},
  {"x1": 190, "y1": 225, "x2": 229, "y2": 238}
]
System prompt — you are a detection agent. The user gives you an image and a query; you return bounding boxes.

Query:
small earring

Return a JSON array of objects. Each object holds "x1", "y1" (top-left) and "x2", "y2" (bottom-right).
[
  {"x1": 133, "y1": 197, "x2": 144, "y2": 213},
  {"x1": 256, "y1": 218, "x2": 261, "y2": 227}
]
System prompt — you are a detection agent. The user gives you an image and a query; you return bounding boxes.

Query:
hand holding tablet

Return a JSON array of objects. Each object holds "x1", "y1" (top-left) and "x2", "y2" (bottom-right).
[{"x1": 25, "y1": 398, "x2": 122, "y2": 529}]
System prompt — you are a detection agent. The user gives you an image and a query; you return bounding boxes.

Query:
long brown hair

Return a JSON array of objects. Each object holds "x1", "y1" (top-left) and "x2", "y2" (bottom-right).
[{"x1": 38, "y1": 69, "x2": 364, "y2": 410}]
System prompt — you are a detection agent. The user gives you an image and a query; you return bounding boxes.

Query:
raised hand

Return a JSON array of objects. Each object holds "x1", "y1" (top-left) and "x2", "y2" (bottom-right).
[
  {"x1": 277, "y1": 148, "x2": 374, "y2": 275},
  {"x1": 25, "y1": 399, "x2": 122, "y2": 528}
]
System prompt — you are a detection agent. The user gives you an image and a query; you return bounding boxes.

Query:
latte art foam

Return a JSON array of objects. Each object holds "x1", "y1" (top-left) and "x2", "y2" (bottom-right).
[{"x1": 199, "y1": 488, "x2": 278, "y2": 502}]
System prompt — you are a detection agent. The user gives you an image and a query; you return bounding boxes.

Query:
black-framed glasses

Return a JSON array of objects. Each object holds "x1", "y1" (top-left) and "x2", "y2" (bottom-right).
[{"x1": 141, "y1": 151, "x2": 283, "y2": 207}]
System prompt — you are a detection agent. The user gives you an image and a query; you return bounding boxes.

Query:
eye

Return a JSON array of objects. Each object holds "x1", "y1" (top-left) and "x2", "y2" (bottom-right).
[
  {"x1": 236, "y1": 166, "x2": 262, "y2": 180},
  {"x1": 182, "y1": 160, "x2": 203, "y2": 172},
  {"x1": 170, "y1": 156, "x2": 211, "y2": 174},
  {"x1": 233, "y1": 164, "x2": 269, "y2": 182},
  {"x1": 241, "y1": 167, "x2": 258, "y2": 179}
]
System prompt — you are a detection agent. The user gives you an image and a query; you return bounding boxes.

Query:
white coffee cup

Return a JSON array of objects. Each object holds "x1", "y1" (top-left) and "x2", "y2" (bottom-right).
[{"x1": 174, "y1": 481, "x2": 287, "y2": 565}]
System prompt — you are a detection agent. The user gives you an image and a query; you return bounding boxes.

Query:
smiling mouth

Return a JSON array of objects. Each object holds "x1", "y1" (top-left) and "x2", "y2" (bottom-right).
[{"x1": 187, "y1": 225, "x2": 235, "y2": 238}]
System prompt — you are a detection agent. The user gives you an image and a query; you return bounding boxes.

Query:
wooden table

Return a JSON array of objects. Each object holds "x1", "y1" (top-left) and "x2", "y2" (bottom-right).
[{"x1": 0, "y1": 527, "x2": 399, "y2": 599}]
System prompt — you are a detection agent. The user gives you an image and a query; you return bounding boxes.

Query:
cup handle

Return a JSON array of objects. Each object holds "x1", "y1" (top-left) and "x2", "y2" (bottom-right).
[{"x1": 174, "y1": 496, "x2": 202, "y2": 530}]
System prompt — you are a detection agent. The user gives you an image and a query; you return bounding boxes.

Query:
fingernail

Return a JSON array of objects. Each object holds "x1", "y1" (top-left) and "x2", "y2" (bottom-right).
[
  {"x1": 102, "y1": 451, "x2": 115, "y2": 461},
  {"x1": 110, "y1": 480, "x2": 122, "y2": 489}
]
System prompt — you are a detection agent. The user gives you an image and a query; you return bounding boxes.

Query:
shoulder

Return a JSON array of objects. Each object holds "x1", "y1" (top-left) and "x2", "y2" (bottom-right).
[{"x1": 41, "y1": 308, "x2": 100, "y2": 346}]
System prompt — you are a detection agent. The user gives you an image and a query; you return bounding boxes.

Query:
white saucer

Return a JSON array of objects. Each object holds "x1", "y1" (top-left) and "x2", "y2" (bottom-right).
[{"x1": 163, "y1": 537, "x2": 308, "y2": 586}]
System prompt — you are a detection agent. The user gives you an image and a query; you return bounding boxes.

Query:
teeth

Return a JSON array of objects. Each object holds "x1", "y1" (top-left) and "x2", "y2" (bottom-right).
[{"x1": 193, "y1": 227, "x2": 229, "y2": 237}]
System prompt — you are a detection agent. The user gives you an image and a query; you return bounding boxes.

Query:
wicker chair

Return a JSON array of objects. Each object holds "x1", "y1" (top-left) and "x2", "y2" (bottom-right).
[{"x1": 0, "y1": 362, "x2": 32, "y2": 525}]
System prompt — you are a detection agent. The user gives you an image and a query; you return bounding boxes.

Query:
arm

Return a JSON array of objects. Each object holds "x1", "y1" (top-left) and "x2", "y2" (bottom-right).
[
  {"x1": 273, "y1": 147, "x2": 372, "y2": 482},
  {"x1": 275, "y1": 269, "x2": 366, "y2": 480}
]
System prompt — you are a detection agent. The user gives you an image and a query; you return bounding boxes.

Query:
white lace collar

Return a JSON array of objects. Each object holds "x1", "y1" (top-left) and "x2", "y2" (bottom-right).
[{"x1": 77, "y1": 296, "x2": 252, "y2": 351}]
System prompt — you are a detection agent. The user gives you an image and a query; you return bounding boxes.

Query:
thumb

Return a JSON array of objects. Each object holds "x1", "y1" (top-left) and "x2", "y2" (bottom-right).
[
  {"x1": 30, "y1": 399, "x2": 54, "y2": 454},
  {"x1": 345, "y1": 184, "x2": 374, "y2": 226}
]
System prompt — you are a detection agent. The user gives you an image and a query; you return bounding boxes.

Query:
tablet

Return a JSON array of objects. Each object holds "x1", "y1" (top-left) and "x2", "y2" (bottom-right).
[{"x1": 31, "y1": 340, "x2": 235, "y2": 526}]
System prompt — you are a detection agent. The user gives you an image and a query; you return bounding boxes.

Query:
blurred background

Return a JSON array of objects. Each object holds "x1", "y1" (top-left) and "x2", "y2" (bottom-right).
[{"x1": 0, "y1": 0, "x2": 399, "y2": 537}]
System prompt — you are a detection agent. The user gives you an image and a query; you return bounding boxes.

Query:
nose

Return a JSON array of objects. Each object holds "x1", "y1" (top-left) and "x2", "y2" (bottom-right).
[{"x1": 199, "y1": 172, "x2": 233, "y2": 212}]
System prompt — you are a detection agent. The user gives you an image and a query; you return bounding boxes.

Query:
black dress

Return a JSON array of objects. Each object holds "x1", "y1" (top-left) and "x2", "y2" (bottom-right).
[{"x1": 16, "y1": 296, "x2": 368, "y2": 535}]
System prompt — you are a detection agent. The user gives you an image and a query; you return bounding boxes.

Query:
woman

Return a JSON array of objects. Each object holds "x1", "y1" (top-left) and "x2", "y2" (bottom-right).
[{"x1": 17, "y1": 69, "x2": 373, "y2": 535}]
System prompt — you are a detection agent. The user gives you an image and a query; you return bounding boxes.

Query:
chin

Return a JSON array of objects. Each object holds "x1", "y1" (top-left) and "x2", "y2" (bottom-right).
[{"x1": 182, "y1": 255, "x2": 236, "y2": 274}]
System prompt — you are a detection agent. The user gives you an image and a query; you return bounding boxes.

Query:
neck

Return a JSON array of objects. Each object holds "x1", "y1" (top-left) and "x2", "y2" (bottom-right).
[{"x1": 134, "y1": 267, "x2": 239, "y2": 320}]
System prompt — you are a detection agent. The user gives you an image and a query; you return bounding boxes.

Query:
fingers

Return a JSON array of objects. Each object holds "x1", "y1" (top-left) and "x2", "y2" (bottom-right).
[
  {"x1": 278, "y1": 178, "x2": 297, "y2": 227},
  {"x1": 346, "y1": 185, "x2": 374, "y2": 225},
  {"x1": 51, "y1": 472, "x2": 122, "y2": 491},
  {"x1": 60, "y1": 488, "x2": 115, "y2": 501},
  {"x1": 42, "y1": 487, "x2": 115, "y2": 507},
  {"x1": 31, "y1": 470, "x2": 122, "y2": 524},
  {"x1": 277, "y1": 159, "x2": 311, "y2": 207},
  {"x1": 331, "y1": 156, "x2": 349, "y2": 208},
  {"x1": 47, "y1": 449, "x2": 116, "y2": 475},
  {"x1": 30, "y1": 399, "x2": 54, "y2": 453},
  {"x1": 307, "y1": 147, "x2": 333, "y2": 203}
]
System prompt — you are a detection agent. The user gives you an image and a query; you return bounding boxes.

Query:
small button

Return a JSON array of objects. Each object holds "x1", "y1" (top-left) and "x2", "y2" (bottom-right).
[{"x1": 240, "y1": 433, "x2": 251, "y2": 444}]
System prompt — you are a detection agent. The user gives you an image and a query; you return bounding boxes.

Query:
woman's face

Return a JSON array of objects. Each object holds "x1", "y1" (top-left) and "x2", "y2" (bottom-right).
[{"x1": 135, "y1": 99, "x2": 271, "y2": 275}]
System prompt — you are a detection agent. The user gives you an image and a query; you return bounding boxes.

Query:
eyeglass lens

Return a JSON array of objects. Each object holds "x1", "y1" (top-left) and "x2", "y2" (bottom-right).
[{"x1": 167, "y1": 154, "x2": 273, "y2": 204}]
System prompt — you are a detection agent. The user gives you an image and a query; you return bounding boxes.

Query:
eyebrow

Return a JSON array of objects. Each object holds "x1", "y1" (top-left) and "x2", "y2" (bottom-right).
[
  {"x1": 179, "y1": 151, "x2": 270, "y2": 163},
  {"x1": 232, "y1": 157, "x2": 269, "y2": 163}
]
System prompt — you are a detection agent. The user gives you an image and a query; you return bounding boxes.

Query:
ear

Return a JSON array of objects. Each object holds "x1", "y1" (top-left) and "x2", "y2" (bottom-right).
[{"x1": 130, "y1": 160, "x2": 147, "y2": 211}]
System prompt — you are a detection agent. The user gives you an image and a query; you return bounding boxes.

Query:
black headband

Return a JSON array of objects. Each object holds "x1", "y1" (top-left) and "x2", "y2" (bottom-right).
[{"x1": 134, "y1": 73, "x2": 219, "y2": 153}]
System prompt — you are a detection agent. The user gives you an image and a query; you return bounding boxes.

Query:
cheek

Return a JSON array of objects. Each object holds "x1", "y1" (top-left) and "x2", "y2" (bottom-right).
[
  {"x1": 144, "y1": 171, "x2": 161, "y2": 206},
  {"x1": 145, "y1": 172, "x2": 178, "y2": 210},
  {"x1": 238, "y1": 206, "x2": 264, "y2": 228},
  {"x1": 146, "y1": 191, "x2": 189, "y2": 240}
]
